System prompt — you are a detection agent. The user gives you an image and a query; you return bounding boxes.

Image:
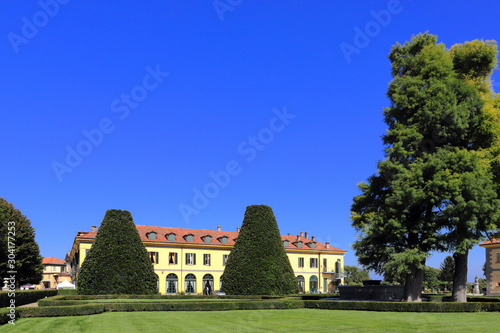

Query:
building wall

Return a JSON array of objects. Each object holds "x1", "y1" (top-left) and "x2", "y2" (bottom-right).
[
  {"x1": 485, "y1": 246, "x2": 500, "y2": 295},
  {"x1": 72, "y1": 241, "x2": 345, "y2": 294}
]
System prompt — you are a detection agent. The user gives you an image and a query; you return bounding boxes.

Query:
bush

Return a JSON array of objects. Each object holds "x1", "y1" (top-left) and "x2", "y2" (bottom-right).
[
  {"x1": 58, "y1": 289, "x2": 78, "y2": 296},
  {"x1": 77, "y1": 210, "x2": 158, "y2": 295},
  {"x1": 304, "y1": 300, "x2": 487, "y2": 312},
  {"x1": 0, "y1": 290, "x2": 58, "y2": 307},
  {"x1": 222, "y1": 205, "x2": 298, "y2": 295}
]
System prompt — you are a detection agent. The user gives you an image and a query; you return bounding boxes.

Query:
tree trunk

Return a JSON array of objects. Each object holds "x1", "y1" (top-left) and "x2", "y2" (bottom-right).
[
  {"x1": 452, "y1": 250, "x2": 468, "y2": 302},
  {"x1": 403, "y1": 267, "x2": 424, "y2": 302}
]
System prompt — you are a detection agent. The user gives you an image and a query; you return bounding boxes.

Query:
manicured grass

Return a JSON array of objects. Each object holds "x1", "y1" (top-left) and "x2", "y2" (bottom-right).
[
  {"x1": 3, "y1": 309, "x2": 500, "y2": 332},
  {"x1": 80, "y1": 298, "x2": 250, "y2": 302}
]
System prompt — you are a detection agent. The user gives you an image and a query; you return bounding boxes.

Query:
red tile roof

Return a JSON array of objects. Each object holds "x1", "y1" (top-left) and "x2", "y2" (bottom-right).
[
  {"x1": 42, "y1": 257, "x2": 66, "y2": 265},
  {"x1": 76, "y1": 225, "x2": 346, "y2": 252},
  {"x1": 480, "y1": 238, "x2": 500, "y2": 246}
]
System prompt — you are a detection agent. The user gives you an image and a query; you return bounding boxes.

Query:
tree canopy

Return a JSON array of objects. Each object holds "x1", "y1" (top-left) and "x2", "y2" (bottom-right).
[
  {"x1": 351, "y1": 33, "x2": 500, "y2": 302},
  {"x1": 221, "y1": 205, "x2": 298, "y2": 295},
  {"x1": 77, "y1": 209, "x2": 158, "y2": 295},
  {"x1": 0, "y1": 197, "x2": 43, "y2": 286},
  {"x1": 343, "y1": 265, "x2": 371, "y2": 285}
]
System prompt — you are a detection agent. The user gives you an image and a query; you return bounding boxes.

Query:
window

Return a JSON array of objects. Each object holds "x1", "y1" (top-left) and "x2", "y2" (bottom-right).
[
  {"x1": 497, "y1": 253, "x2": 500, "y2": 263},
  {"x1": 309, "y1": 242, "x2": 316, "y2": 249},
  {"x1": 298, "y1": 257, "x2": 304, "y2": 268},
  {"x1": 186, "y1": 253, "x2": 196, "y2": 265},
  {"x1": 310, "y1": 258, "x2": 318, "y2": 268},
  {"x1": 297, "y1": 275, "x2": 305, "y2": 293},
  {"x1": 60, "y1": 266, "x2": 65, "y2": 273},
  {"x1": 323, "y1": 258, "x2": 327, "y2": 269},
  {"x1": 148, "y1": 252, "x2": 159, "y2": 264},
  {"x1": 283, "y1": 240, "x2": 289, "y2": 247},
  {"x1": 204, "y1": 254, "x2": 211, "y2": 266},
  {"x1": 185, "y1": 234, "x2": 194, "y2": 242},
  {"x1": 204, "y1": 236, "x2": 211, "y2": 243},
  {"x1": 169, "y1": 252, "x2": 178, "y2": 265},
  {"x1": 310, "y1": 275, "x2": 318, "y2": 293},
  {"x1": 223, "y1": 254, "x2": 228, "y2": 266},
  {"x1": 166, "y1": 273, "x2": 178, "y2": 294},
  {"x1": 203, "y1": 274, "x2": 214, "y2": 295},
  {"x1": 219, "y1": 236, "x2": 228, "y2": 244},
  {"x1": 167, "y1": 233, "x2": 176, "y2": 241},
  {"x1": 147, "y1": 232, "x2": 157, "y2": 240},
  {"x1": 185, "y1": 274, "x2": 196, "y2": 293},
  {"x1": 296, "y1": 241, "x2": 303, "y2": 248}
]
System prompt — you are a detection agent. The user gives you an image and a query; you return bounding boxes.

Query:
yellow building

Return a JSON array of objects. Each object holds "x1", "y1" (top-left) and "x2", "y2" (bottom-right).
[
  {"x1": 480, "y1": 238, "x2": 500, "y2": 295},
  {"x1": 68, "y1": 225, "x2": 346, "y2": 294},
  {"x1": 38, "y1": 257, "x2": 72, "y2": 289}
]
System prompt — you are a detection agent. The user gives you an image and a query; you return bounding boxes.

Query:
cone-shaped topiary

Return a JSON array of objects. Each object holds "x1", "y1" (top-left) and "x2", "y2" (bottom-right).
[
  {"x1": 77, "y1": 209, "x2": 158, "y2": 295},
  {"x1": 221, "y1": 205, "x2": 298, "y2": 295}
]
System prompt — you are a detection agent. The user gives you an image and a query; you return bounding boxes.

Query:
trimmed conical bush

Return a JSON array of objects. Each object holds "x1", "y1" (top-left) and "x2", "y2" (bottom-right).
[
  {"x1": 77, "y1": 209, "x2": 158, "y2": 294},
  {"x1": 221, "y1": 205, "x2": 298, "y2": 295}
]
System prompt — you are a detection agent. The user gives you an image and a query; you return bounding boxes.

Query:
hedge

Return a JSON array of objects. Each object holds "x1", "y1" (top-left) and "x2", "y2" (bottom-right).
[
  {"x1": 0, "y1": 290, "x2": 58, "y2": 308},
  {"x1": 304, "y1": 300, "x2": 500, "y2": 312}
]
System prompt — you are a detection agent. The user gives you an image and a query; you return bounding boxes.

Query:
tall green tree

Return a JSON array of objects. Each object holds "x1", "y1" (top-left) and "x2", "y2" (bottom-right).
[
  {"x1": 439, "y1": 255, "x2": 455, "y2": 290},
  {"x1": 221, "y1": 205, "x2": 298, "y2": 295},
  {"x1": 343, "y1": 265, "x2": 371, "y2": 285},
  {"x1": 0, "y1": 198, "x2": 43, "y2": 286},
  {"x1": 77, "y1": 209, "x2": 158, "y2": 295},
  {"x1": 351, "y1": 33, "x2": 499, "y2": 302}
]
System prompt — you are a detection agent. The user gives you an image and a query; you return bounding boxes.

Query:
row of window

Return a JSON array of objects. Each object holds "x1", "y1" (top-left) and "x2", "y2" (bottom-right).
[
  {"x1": 297, "y1": 258, "x2": 341, "y2": 269},
  {"x1": 146, "y1": 232, "x2": 230, "y2": 244},
  {"x1": 283, "y1": 240, "x2": 316, "y2": 249},
  {"x1": 149, "y1": 252, "x2": 229, "y2": 266},
  {"x1": 162, "y1": 273, "x2": 321, "y2": 294}
]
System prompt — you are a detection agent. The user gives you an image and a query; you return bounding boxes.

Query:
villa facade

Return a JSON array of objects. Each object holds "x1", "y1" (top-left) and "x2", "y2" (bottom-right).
[
  {"x1": 68, "y1": 225, "x2": 346, "y2": 294},
  {"x1": 480, "y1": 238, "x2": 500, "y2": 295},
  {"x1": 38, "y1": 257, "x2": 71, "y2": 289}
]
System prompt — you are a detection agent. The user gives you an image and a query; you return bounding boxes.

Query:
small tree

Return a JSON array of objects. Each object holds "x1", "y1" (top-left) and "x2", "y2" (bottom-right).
[
  {"x1": 439, "y1": 255, "x2": 455, "y2": 291},
  {"x1": 77, "y1": 209, "x2": 158, "y2": 295},
  {"x1": 0, "y1": 198, "x2": 43, "y2": 286},
  {"x1": 221, "y1": 205, "x2": 298, "y2": 295},
  {"x1": 343, "y1": 265, "x2": 371, "y2": 285}
]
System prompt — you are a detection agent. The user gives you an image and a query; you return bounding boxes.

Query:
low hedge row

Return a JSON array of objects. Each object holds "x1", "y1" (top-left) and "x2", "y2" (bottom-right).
[
  {"x1": 305, "y1": 300, "x2": 500, "y2": 312},
  {"x1": 57, "y1": 289, "x2": 78, "y2": 296},
  {"x1": 0, "y1": 290, "x2": 58, "y2": 308}
]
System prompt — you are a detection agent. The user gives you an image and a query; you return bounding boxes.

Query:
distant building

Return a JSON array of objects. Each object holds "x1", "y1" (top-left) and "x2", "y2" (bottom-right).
[
  {"x1": 38, "y1": 257, "x2": 71, "y2": 289},
  {"x1": 68, "y1": 225, "x2": 347, "y2": 294},
  {"x1": 480, "y1": 238, "x2": 500, "y2": 295}
]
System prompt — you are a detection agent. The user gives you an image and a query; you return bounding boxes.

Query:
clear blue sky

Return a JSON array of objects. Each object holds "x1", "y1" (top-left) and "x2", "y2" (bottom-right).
[{"x1": 2, "y1": 0, "x2": 499, "y2": 282}]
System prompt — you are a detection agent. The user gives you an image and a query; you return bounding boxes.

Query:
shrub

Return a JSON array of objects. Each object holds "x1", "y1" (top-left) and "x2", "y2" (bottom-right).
[
  {"x1": 304, "y1": 300, "x2": 487, "y2": 312},
  {"x1": 58, "y1": 289, "x2": 78, "y2": 296},
  {"x1": 222, "y1": 205, "x2": 298, "y2": 295},
  {"x1": 77, "y1": 210, "x2": 158, "y2": 295},
  {"x1": 0, "y1": 290, "x2": 58, "y2": 307}
]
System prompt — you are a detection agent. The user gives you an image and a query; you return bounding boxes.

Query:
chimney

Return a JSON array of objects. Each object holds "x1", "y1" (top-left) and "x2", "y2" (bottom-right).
[
  {"x1": 217, "y1": 226, "x2": 221, "y2": 232},
  {"x1": 296, "y1": 235, "x2": 300, "y2": 241},
  {"x1": 91, "y1": 225, "x2": 97, "y2": 232},
  {"x1": 305, "y1": 232, "x2": 309, "y2": 239},
  {"x1": 312, "y1": 236, "x2": 315, "y2": 242},
  {"x1": 237, "y1": 227, "x2": 240, "y2": 232},
  {"x1": 325, "y1": 242, "x2": 330, "y2": 249},
  {"x1": 300, "y1": 232, "x2": 304, "y2": 237},
  {"x1": 287, "y1": 233, "x2": 291, "y2": 236}
]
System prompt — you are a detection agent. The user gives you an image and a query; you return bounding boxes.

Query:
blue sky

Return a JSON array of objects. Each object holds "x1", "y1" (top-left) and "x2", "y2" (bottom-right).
[{"x1": 1, "y1": 0, "x2": 499, "y2": 282}]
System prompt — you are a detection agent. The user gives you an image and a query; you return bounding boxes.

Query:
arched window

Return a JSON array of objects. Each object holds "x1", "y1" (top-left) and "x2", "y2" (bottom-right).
[
  {"x1": 310, "y1": 275, "x2": 318, "y2": 294},
  {"x1": 203, "y1": 274, "x2": 214, "y2": 295},
  {"x1": 147, "y1": 232, "x2": 157, "y2": 240},
  {"x1": 297, "y1": 275, "x2": 305, "y2": 293},
  {"x1": 185, "y1": 273, "x2": 196, "y2": 293},
  {"x1": 166, "y1": 273, "x2": 178, "y2": 294}
]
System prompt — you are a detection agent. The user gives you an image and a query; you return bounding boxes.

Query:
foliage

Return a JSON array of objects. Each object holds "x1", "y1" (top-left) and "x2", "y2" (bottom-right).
[
  {"x1": 343, "y1": 265, "x2": 371, "y2": 285},
  {"x1": 439, "y1": 256, "x2": 455, "y2": 290},
  {"x1": 423, "y1": 266, "x2": 441, "y2": 291},
  {"x1": 0, "y1": 289, "x2": 58, "y2": 307},
  {"x1": 0, "y1": 198, "x2": 43, "y2": 286},
  {"x1": 221, "y1": 205, "x2": 298, "y2": 295},
  {"x1": 77, "y1": 210, "x2": 158, "y2": 295},
  {"x1": 351, "y1": 33, "x2": 500, "y2": 302}
]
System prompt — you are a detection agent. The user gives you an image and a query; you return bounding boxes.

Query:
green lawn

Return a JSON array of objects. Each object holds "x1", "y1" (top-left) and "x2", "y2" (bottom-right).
[
  {"x1": 73, "y1": 298, "x2": 245, "y2": 303},
  {"x1": 2, "y1": 309, "x2": 500, "y2": 332}
]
